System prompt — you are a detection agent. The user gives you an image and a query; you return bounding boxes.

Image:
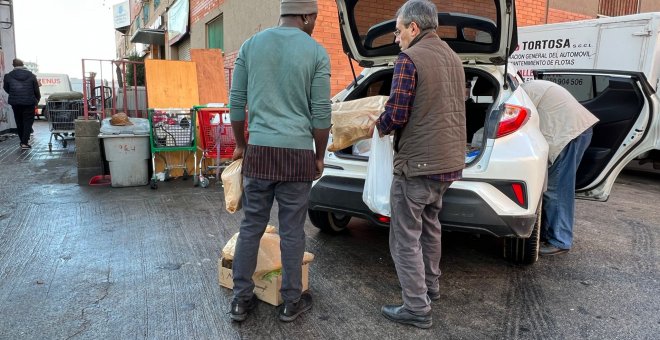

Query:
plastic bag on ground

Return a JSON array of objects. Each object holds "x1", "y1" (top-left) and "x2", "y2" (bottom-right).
[
  {"x1": 222, "y1": 225, "x2": 315, "y2": 277},
  {"x1": 327, "y1": 96, "x2": 388, "y2": 152},
  {"x1": 221, "y1": 159, "x2": 243, "y2": 213},
  {"x1": 362, "y1": 129, "x2": 393, "y2": 217}
]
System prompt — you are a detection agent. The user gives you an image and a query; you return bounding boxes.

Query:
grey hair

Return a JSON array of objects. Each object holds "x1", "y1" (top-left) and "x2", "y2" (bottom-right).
[{"x1": 396, "y1": 0, "x2": 438, "y2": 30}]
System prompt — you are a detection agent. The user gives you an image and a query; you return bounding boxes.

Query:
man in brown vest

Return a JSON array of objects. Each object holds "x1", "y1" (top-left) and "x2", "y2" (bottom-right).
[{"x1": 370, "y1": 0, "x2": 466, "y2": 329}]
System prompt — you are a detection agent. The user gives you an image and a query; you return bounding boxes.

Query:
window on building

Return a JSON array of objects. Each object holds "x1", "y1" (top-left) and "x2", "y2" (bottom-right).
[
  {"x1": 143, "y1": 4, "x2": 150, "y2": 24},
  {"x1": 207, "y1": 15, "x2": 224, "y2": 50},
  {"x1": 599, "y1": 0, "x2": 639, "y2": 16},
  {"x1": 154, "y1": 0, "x2": 161, "y2": 9}
]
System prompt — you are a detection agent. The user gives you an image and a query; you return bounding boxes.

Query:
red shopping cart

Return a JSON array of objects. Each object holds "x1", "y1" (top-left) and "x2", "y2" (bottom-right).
[{"x1": 196, "y1": 106, "x2": 241, "y2": 188}]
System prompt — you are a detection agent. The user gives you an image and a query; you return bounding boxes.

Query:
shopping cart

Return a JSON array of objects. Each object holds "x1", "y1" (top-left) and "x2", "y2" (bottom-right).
[
  {"x1": 148, "y1": 108, "x2": 198, "y2": 189},
  {"x1": 45, "y1": 92, "x2": 84, "y2": 152},
  {"x1": 195, "y1": 106, "x2": 237, "y2": 188}
]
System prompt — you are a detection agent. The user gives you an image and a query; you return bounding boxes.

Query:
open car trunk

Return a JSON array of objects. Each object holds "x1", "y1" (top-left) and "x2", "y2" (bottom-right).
[{"x1": 332, "y1": 67, "x2": 500, "y2": 165}]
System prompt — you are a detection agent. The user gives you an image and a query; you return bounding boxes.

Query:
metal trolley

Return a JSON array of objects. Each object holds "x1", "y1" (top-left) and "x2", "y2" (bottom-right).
[
  {"x1": 148, "y1": 108, "x2": 198, "y2": 189},
  {"x1": 45, "y1": 92, "x2": 84, "y2": 152},
  {"x1": 195, "y1": 106, "x2": 236, "y2": 188}
]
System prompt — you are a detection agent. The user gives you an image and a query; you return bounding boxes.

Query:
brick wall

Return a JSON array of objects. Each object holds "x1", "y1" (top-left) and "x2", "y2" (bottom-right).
[
  {"x1": 314, "y1": 0, "x2": 361, "y2": 95},
  {"x1": 130, "y1": 0, "x2": 141, "y2": 21},
  {"x1": 515, "y1": 0, "x2": 548, "y2": 26},
  {"x1": 191, "y1": 0, "x2": 224, "y2": 24},
  {"x1": 223, "y1": 50, "x2": 238, "y2": 91},
  {"x1": 547, "y1": 8, "x2": 593, "y2": 24}
]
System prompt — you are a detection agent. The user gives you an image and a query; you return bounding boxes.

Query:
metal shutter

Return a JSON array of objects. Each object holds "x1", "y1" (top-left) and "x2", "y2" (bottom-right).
[{"x1": 178, "y1": 38, "x2": 191, "y2": 61}]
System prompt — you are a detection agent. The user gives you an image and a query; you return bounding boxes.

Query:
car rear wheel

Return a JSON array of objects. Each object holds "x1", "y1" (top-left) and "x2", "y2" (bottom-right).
[
  {"x1": 308, "y1": 210, "x2": 351, "y2": 234},
  {"x1": 504, "y1": 202, "x2": 541, "y2": 265}
]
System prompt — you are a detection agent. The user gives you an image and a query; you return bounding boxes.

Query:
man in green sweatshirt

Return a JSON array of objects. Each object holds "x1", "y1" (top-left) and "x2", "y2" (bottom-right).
[{"x1": 228, "y1": 0, "x2": 331, "y2": 323}]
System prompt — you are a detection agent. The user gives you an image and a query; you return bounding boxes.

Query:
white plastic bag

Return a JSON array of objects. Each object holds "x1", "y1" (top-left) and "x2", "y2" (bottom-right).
[
  {"x1": 221, "y1": 159, "x2": 243, "y2": 213},
  {"x1": 362, "y1": 129, "x2": 393, "y2": 216}
]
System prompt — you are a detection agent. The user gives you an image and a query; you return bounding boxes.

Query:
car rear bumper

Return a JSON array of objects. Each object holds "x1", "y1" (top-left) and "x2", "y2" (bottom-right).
[{"x1": 309, "y1": 175, "x2": 537, "y2": 238}]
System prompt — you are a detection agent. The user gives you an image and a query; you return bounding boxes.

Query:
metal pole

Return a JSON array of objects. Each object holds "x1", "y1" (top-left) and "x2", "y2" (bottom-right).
[
  {"x1": 121, "y1": 61, "x2": 128, "y2": 117},
  {"x1": 99, "y1": 60, "x2": 106, "y2": 118},
  {"x1": 111, "y1": 61, "x2": 116, "y2": 117},
  {"x1": 90, "y1": 72, "x2": 97, "y2": 118},
  {"x1": 82, "y1": 60, "x2": 88, "y2": 120},
  {"x1": 133, "y1": 62, "x2": 139, "y2": 118}
]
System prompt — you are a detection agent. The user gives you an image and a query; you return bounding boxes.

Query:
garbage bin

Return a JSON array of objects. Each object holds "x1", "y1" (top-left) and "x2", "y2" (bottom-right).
[{"x1": 98, "y1": 118, "x2": 150, "y2": 187}]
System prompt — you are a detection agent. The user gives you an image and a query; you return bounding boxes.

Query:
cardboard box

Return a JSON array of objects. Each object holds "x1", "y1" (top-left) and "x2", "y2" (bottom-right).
[{"x1": 218, "y1": 257, "x2": 309, "y2": 306}]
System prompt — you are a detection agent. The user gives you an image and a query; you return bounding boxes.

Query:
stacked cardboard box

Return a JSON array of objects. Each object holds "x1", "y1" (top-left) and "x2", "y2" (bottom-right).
[{"x1": 218, "y1": 257, "x2": 309, "y2": 306}]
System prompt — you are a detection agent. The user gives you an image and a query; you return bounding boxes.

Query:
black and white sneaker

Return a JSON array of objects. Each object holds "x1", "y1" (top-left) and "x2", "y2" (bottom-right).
[
  {"x1": 229, "y1": 295, "x2": 258, "y2": 322},
  {"x1": 279, "y1": 292, "x2": 312, "y2": 322}
]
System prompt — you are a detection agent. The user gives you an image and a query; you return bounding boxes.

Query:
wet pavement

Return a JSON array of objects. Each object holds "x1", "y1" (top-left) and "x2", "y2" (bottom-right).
[{"x1": 0, "y1": 121, "x2": 658, "y2": 339}]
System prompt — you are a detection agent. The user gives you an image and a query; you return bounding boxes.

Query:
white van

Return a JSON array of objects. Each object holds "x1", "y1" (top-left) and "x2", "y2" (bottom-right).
[
  {"x1": 512, "y1": 12, "x2": 660, "y2": 83},
  {"x1": 512, "y1": 13, "x2": 660, "y2": 174},
  {"x1": 36, "y1": 73, "x2": 73, "y2": 118}
]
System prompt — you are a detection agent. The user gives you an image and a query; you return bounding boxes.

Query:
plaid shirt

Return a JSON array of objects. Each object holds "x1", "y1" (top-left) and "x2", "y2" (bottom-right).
[{"x1": 376, "y1": 53, "x2": 462, "y2": 182}]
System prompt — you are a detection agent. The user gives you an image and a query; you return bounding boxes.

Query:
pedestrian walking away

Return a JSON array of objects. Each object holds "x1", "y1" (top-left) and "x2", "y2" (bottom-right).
[
  {"x1": 3, "y1": 58, "x2": 40, "y2": 150},
  {"x1": 369, "y1": 0, "x2": 466, "y2": 329},
  {"x1": 521, "y1": 79, "x2": 599, "y2": 256},
  {"x1": 227, "y1": 0, "x2": 332, "y2": 323}
]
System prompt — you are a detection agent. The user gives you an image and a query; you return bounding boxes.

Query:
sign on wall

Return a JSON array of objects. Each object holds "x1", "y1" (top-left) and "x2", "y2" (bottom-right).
[
  {"x1": 168, "y1": 0, "x2": 190, "y2": 46},
  {"x1": 113, "y1": 1, "x2": 131, "y2": 29}
]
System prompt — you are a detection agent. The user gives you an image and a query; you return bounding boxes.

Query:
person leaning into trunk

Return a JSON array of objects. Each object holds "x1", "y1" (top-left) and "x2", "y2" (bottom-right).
[
  {"x1": 368, "y1": 0, "x2": 466, "y2": 329},
  {"x1": 520, "y1": 80, "x2": 598, "y2": 256},
  {"x1": 227, "y1": 0, "x2": 331, "y2": 323},
  {"x1": 3, "y1": 58, "x2": 40, "y2": 150}
]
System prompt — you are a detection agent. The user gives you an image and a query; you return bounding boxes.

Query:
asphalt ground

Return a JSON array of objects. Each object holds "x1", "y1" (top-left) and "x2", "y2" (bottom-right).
[{"x1": 0, "y1": 121, "x2": 658, "y2": 339}]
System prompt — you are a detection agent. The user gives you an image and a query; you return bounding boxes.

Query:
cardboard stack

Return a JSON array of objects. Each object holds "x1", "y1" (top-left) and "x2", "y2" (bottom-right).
[{"x1": 218, "y1": 226, "x2": 313, "y2": 306}]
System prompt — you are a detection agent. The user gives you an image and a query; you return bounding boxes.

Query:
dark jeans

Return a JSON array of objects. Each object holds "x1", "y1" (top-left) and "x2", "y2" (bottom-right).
[
  {"x1": 232, "y1": 177, "x2": 311, "y2": 303},
  {"x1": 11, "y1": 104, "x2": 35, "y2": 145}
]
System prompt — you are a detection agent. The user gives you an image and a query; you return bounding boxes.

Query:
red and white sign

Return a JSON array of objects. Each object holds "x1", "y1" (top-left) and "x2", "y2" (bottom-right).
[{"x1": 38, "y1": 77, "x2": 62, "y2": 86}]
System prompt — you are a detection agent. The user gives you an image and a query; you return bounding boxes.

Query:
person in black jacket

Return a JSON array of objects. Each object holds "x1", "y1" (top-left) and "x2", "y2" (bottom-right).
[{"x1": 3, "y1": 58, "x2": 40, "y2": 149}]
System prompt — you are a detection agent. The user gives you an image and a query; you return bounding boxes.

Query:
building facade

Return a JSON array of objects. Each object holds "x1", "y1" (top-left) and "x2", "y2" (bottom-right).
[{"x1": 117, "y1": 0, "x2": 660, "y2": 95}]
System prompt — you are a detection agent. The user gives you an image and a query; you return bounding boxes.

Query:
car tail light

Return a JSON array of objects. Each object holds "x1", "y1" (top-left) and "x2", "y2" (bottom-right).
[
  {"x1": 376, "y1": 215, "x2": 390, "y2": 224},
  {"x1": 492, "y1": 181, "x2": 528, "y2": 208},
  {"x1": 496, "y1": 104, "x2": 530, "y2": 138},
  {"x1": 511, "y1": 183, "x2": 526, "y2": 207}
]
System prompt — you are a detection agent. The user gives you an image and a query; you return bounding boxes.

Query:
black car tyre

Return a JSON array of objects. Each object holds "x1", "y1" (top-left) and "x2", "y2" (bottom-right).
[
  {"x1": 308, "y1": 210, "x2": 351, "y2": 234},
  {"x1": 504, "y1": 202, "x2": 541, "y2": 265}
]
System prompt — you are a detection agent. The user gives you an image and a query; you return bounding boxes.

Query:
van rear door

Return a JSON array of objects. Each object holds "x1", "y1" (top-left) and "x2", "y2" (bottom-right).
[
  {"x1": 535, "y1": 70, "x2": 658, "y2": 201},
  {"x1": 36, "y1": 73, "x2": 73, "y2": 108}
]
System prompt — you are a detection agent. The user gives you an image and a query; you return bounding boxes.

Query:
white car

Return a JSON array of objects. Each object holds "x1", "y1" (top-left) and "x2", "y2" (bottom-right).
[{"x1": 308, "y1": 0, "x2": 659, "y2": 264}]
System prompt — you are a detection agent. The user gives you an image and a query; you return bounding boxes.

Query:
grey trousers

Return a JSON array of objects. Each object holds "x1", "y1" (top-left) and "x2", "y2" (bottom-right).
[
  {"x1": 389, "y1": 175, "x2": 452, "y2": 313},
  {"x1": 232, "y1": 177, "x2": 311, "y2": 303}
]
